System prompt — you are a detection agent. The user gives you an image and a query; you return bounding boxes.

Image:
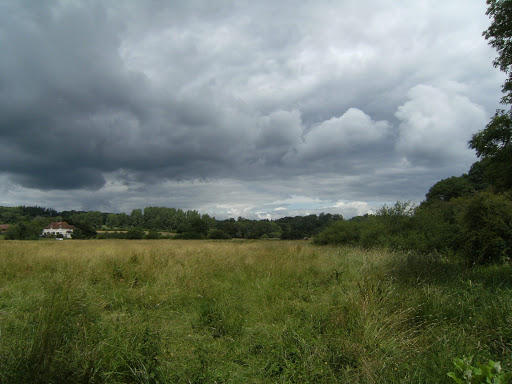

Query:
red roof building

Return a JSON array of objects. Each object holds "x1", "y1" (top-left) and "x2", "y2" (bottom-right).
[{"x1": 42, "y1": 221, "x2": 77, "y2": 238}]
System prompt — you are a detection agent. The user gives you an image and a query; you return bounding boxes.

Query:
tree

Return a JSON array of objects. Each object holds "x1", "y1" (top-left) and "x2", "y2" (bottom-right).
[
  {"x1": 68, "y1": 221, "x2": 97, "y2": 238},
  {"x1": 469, "y1": 109, "x2": 512, "y2": 190},
  {"x1": 425, "y1": 175, "x2": 473, "y2": 203},
  {"x1": 84, "y1": 211, "x2": 103, "y2": 229},
  {"x1": 483, "y1": 0, "x2": 512, "y2": 104},
  {"x1": 471, "y1": 1, "x2": 512, "y2": 191},
  {"x1": 105, "y1": 213, "x2": 120, "y2": 229},
  {"x1": 130, "y1": 209, "x2": 143, "y2": 227},
  {"x1": 207, "y1": 228, "x2": 231, "y2": 239},
  {"x1": 71, "y1": 228, "x2": 85, "y2": 239},
  {"x1": 459, "y1": 191, "x2": 512, "y2": 264},
  {"x1": 117, "y1": 212, "x2": 131, "y2": 228},
  {"x1": 4, "y1": 221, "x2": 41, "y2": 240},
  {"x1": 467, "y1": 160, "x2": 492, "y2": 191}
]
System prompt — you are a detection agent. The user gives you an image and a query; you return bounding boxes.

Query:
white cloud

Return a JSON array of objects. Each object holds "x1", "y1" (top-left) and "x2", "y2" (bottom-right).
[
  {"x1": 395, "y1": 84, "x2": 487, "y2": 170},
  {"x1": 331, "y1": 201, "x2": 374, "y2": 217},
  {"x1": 298, "y1": 108, "x2": 391, "y2": 160}
]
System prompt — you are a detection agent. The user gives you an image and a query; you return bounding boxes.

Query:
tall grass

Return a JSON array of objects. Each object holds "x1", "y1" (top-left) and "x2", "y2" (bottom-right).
[{"x1": 0, "y1": 240, "x2": 510, "y2": 383}]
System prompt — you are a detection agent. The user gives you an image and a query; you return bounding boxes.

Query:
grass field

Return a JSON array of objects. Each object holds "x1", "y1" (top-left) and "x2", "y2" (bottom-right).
[{"x1": 0, "y1": 240, "x2": 510, "y2": 383}]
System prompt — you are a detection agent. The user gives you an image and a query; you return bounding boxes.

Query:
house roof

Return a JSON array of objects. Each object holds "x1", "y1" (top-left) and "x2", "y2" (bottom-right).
[
  {"x1": 0, "y1": 224, "x2": 10, "y2": 231},
  {"x1": 44, "y1": 222, "x2": 77, "y2": 230}
]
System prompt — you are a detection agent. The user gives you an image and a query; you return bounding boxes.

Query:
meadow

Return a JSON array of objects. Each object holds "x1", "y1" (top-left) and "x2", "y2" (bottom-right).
[{"x1": 0, "y1": 240, "x2": 510, "y2": 383}]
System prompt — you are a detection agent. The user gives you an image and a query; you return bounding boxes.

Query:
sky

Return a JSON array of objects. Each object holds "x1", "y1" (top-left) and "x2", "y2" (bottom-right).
[{"x1": 0, "y1": 0, "x2": 506, "y2": 219}]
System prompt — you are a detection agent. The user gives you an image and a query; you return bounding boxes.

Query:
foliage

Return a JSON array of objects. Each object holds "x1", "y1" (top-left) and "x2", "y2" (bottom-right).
[
  {"x1": 0, "y1": 206, "x2": 57, "y2": 224},
  {"x1": 4, "y1": 220, "x2": 42, "y2": 240},
  {"x1": 315, "y1": 192, "x2": 512, "y2": 266},
  {"x1": 412, "y1": 199, "x2": 464, "y2": 253},
  {"x1": 467, "y1": 160, "x2": 492, "y2": 192},
  {"x1": 459, "y1": 191, "x2": 512, "y2": 265},
  {"x1": 68, "y1": 220, "x2": 97, "y2": 239},
  {"x1": 145, "y1": 230, "x2": 161, "y2": 239},
  {"x1": 314, "y1": 202, "x2": 421, "y2": 251},
  {"x1": 71, "y1": 228, "x2": 85, "y2": 239},
  {"x1": 426, "y1": 175, "x2": 474, "y2": 203},
  {"x1": 1, "y1": 205, "x2": 341, "y2": 242},
  {"x1": 469, "y1": 110, "x2": 512, "y2": 190},
  {"x1": 313, "y1": 219, "x2": 362, "y2": 245},
  {"x1": 126, "y1": 227, "x2": 144, "y2": 239},
  {"x1": 277, "y1": 213, "x2": 342, "y2": 240},
  {"x1": 448, "y1": 356, "x2": 512, "y2": 384},
  {"x1": 207, "y1": 228, "x2": 231, "y2": 239},
  {"x1": 483, "y1": 0, "x2": 512, "y2": 104}
]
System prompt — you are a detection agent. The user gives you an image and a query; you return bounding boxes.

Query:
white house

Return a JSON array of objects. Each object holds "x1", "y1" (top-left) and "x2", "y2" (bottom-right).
[{"x1": 42, "y1": 221, "x2": 76, "y2": 239}]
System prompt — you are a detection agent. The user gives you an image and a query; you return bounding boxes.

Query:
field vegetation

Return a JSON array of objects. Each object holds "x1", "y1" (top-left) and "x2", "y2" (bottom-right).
[{"x1": 0, "y1": 240, "x2": 510, "y2": 383}]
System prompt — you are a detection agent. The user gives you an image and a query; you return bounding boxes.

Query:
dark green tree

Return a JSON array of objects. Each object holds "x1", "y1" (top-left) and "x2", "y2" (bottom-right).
[
  {"x1": 469, "y1": 109, "x2": 512, "y2": 190},
  {"x1": 105, "y1": 213, "x2": 120, "y2": 229},
  {"x1": 145, "y1": 230, "x2": 161, "y2": 239},
  {"x1": 71, "y1": 228, "x2": 85, "y2": 239},
  {"x1": 467, "y1": 160, "x2": 492, "y2": 191},
  {"x1": 425, "y1": 175, "x2": 474, "y2": 203},
  {"x1": 471, "y1": 1, "x2": 512, "y2": 190},
  {"x1": 68, "y1": 221, "x2": 97, "y2": 238},
  {"x1": 459, "y1": 191, "x2": 512, "y2": 264},
  {"x1": 5, "y1": 221, "x2": 41, "y2": 240},
  {"x1": 207, "y1": 228, "x2": 231, "y2": 239},
  {"x1": 483, "y1": 0, "x2": 512, "y2": 104},
  {"x1": 130, "y1": 209, "x2": 143, "y2": 227}
]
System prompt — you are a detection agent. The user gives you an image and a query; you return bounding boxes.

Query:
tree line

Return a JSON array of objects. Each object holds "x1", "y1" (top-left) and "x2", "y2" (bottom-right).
[{"x1": 0, "y1": 205, "x2": 343, "y2": 241}]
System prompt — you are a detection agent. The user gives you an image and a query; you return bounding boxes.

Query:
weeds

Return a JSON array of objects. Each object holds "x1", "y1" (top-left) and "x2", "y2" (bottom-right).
[{"x1": 448, "y1": 356, "x2": 512, "y2": 384}]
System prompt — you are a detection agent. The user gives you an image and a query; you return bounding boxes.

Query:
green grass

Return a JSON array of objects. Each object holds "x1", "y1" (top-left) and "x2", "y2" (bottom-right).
[{"x1": 0, "y1": 240, "x2": 510, "y2": 383}]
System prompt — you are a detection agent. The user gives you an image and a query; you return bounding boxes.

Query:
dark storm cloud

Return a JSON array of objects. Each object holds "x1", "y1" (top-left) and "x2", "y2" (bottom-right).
[{"x1": 0, "y1": 0, "x2": 506, "y2": 217}]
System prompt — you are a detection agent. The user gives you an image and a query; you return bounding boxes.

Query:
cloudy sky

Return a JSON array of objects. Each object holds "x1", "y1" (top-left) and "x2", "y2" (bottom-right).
[{"x1": 0, "y1": 0, "x2": 505, "y2": 219}]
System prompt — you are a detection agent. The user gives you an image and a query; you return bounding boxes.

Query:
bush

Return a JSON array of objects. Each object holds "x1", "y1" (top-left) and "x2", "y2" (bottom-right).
[
  {"x1": 71, "y1": 228, "x2": 85, "y2": 239},
  {"x1": 448, "y1": 356, "x2": 512, "y2": 383},
  {"x1": 145, "y1": 230, "x2": 161, "y2": 239},
  {"x1": 207, "y1": 229, "x2": 231, "y2": 240},
  {"x1": 126, "y1": 227, "x2": 144, "y2": 239},
  {"x1": 5, "y1": 221, "x2": 41, "y2": 240},
  {"x1": 313, "y1": 220, "x2": 361, "y2": 245},
  {"x1": 411, "y1": 200, "x2": 465, "y2": 254},
  {"x1": 66, "y1": 221, "x2": 97, "y2": 238},
  {"x1": 459, "y1": 191, "x2": 512, "y2": 264}
]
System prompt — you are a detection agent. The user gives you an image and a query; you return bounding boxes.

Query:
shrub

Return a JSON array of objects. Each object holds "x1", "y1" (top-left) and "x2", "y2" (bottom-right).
[
  {"x1": 207, "y1": 229, "x2": 231, "y2": 239},
  {"x1": 448, "y1": 356, "x2": 512, "y2": 384},
  {"x1": 145, "y1": 230, "x2": 161, "y2": 239},
  {"x1": 313, "y1": 220, "x2": 361, "y2": 245},
  {"x1": 459, "y1": 192, "x2": 512, "y2": 264},
  {"x1": 126, "y1": 227, "x2": 144, "y2": 239},
  {"x1": 4, "y1": 221, "x2": 41, "y2": 240}
]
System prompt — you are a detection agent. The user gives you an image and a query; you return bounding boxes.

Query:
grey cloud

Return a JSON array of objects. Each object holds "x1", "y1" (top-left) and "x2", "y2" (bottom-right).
[{"x1": 0, "y1": 0, "x2": 505, "y2": 216}]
